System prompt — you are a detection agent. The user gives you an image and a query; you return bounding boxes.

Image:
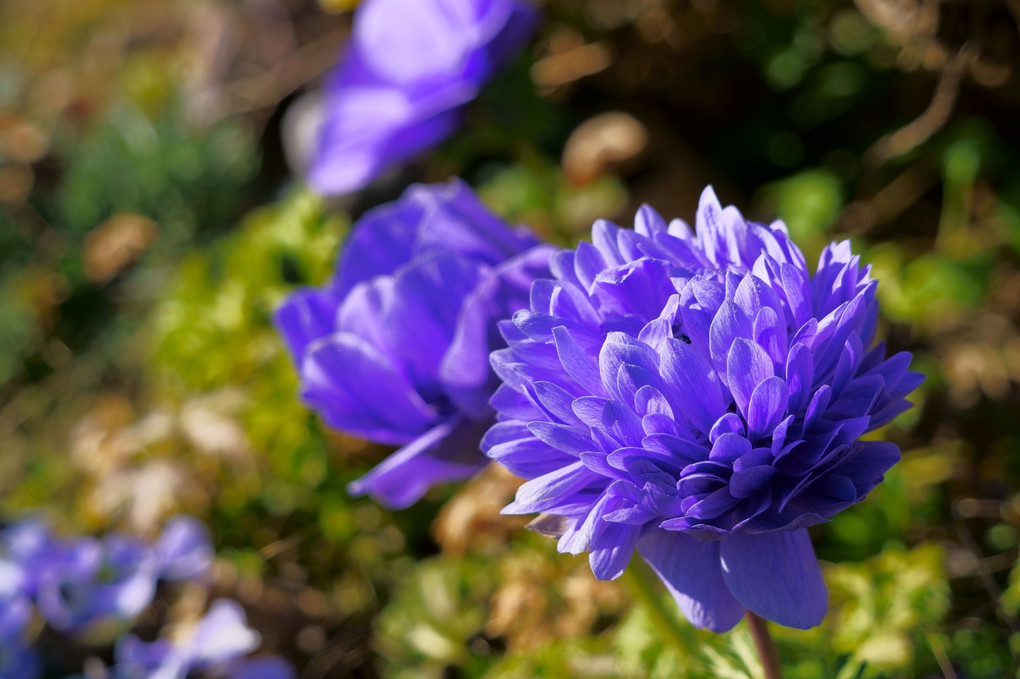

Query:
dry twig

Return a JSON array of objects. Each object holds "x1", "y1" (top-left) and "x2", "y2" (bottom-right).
[{"x1": 864, "y1": 43, "x2": 979, "y2": 167}]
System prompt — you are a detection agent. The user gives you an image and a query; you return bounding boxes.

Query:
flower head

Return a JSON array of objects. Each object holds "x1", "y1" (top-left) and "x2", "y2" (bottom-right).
[
  {"x1": 154, "y1": 515, "x2": 214, "y2": 583},
  {"x1": 230, "y1": 657, "x2": 296, "y2": 679},
  {"x1": 112, "y1": 599, "x2": 288, "y2": 679},
  {"x1": 484, "y1": 187, "x2": 922, "y2": 631},
  {"x1": 309, "y1": 0, "x2": 537, "y2": 195},
  {"x1": 0, "y1": 644, "x2": 39, "y2": 679},
  {"x1": 276, "y1": 179, "x2": 551, "y2": 508},
  {"x1": 35, "y1": 534, "x2": 158, "y2": 632},
  {"x1": 0, "y1": 588, "x2": 39, "y2": 679},
  {"x1": 1, "y1": 519, "x2": 57, "y2": 598}
]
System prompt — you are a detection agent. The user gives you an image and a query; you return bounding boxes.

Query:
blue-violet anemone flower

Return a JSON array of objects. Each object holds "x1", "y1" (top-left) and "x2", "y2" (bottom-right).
[
  {"x1": 309, "y1": 0, "x2": 537, "y2": 195},
  {"x1": 483, "y1": 187, "x2": 922, "y2": 631},
  {"x1": 275, "y1": 179, "x2": 552, "y2": 508}
]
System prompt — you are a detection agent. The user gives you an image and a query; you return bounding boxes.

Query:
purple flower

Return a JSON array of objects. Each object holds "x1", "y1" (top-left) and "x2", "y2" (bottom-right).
[
  {"x1": 113, "y1": 636, "x2": 184, "y2": 679},
  {"x1": 230, "y1": 656, "x2": 297, "y2": 679},
  {"x1": 484, "y1": 187, "x2": 922, "y2": 631},
  {"x1": 0, "y1": 559, "x2": 27, "y2": 602},
  {"x1": 185, "y1": 599, "x2": 261, "y2": 672},
  {"x1": 0, "y1": 592, "x2": 31, "y2": 640},
  {"x1": 309, "y1": 0, "x2": 537, "y2": 195},
  {"x1": 112, "y1": 599, "x2": 286, "y2": 679},
  {"x1": 0, "y1": 590, "x2": 39, "y2": 679},
  {"x1": 36, "y1": 534, "x2": 158, "y2": 632},
  {"x1": 0, "y1": 628, "x2": 40, "y2": 679},
  {"x1": 155, "y1": 515, "x2": 214, "y2": 583},
  {"x1": 1, "y1": 519, "x2": 58, "y2": 598},
  {"x1": 276, "y1": 180, "x2": 552, "y2": 508}
]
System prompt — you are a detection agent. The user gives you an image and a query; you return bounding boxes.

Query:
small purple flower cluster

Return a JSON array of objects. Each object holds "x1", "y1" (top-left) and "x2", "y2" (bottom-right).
[{"x1": 0, "y1": 516, "x2": 292, "y2": 679}]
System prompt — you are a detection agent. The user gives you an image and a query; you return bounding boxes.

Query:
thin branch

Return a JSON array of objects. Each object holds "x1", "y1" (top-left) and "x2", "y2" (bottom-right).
[
  {"x1": 864, "y1": 43, "x2": 978, "y2": 167},
  {"x1": 926, "y1": 631, "x2": 959, "y2": 679}
]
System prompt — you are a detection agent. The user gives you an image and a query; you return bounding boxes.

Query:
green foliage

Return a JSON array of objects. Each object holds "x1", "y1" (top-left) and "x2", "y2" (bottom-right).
[
  {"x1": 0, "y1": 276, "x2": 42, "y2": 385},
  {"x1": 822, "y1": 445, "x2": 955, "y2": 561},
  {"x1": 611, "y1": 595, "x2": 764, "y2": 679},
  {"x1": 54, "y1": 103, "x2": 257, "y2": 246},
  {"x1": 758, "y1": 169, "x2": 843, "y2": 257},
  {"x1": 476, "y1": 159, "x2": 628, "y2": 242},
  {"x1": 867, "y1": 245, "x2": 985, "y2": 328},
  {"x1": 149, "y1": 188, "x2": 346, "y2": 504},
  {"x1": 376, "y1": 555, "x2": 497, "y2": 678},
  {"x1": 484, "y1": 638, "x2": 634, "y2": 679},
  {"x1": 1002, "y1": 545, "x2": 1020, "y2": 618},
  {"x1": 824, "y1": 543, "x2": 950, "y2": 675}
]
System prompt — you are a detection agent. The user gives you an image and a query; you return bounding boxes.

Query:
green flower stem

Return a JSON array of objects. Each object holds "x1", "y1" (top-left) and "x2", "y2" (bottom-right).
[
  {"x1": 621, "y1": 561, "x2": 696, "y2": 654},
  {"x1": 745, "y1": 611, "x2": 784, "y2": 679}
]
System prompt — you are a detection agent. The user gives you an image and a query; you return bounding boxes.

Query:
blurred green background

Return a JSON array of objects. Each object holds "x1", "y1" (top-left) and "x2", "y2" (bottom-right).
[{"x1": 1, "y1": 0, "x2": 1019, "y2": 676}]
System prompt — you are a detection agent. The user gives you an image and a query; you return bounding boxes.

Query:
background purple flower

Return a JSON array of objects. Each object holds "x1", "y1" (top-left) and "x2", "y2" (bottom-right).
[
  {"x1": 0, "y1": 592, "x2": 31, "y2": 639},
  {"x1": 0, "y1": 636, "x2": 40, "y2": 679},
  {"x1": 230, "y1": 656, "x2": 296, "y2": 679},
  {"x1": 0, "y1": 589, "x2": 39, "y2": 679},
  {"x1": 112, "y1": 599, "x2": 291, "y2": 679},
  {"x1": 155, "y1": 515, "x2": 214, "y2": 583},
  {"x1": 113, "y1": 636, "x2": 185, "y2": 679},
  {"x1": 276, "y1": 179, "x2": 551, "y2": 508},
  {"x1": 1, "y1": 519, "x2": 57, "y2": 598},
  {"x1": 185, "y1": 599, "x2": 261, "y2": 672},
  {"x1": 35, "y1": 534, "x2": 158, "y2": 632},
  {"x1": 484, "y1": 187, "x2": 922, "y2": 631},
  {"x1": 308, "y1": 0, "x2": 537, "y2": 195}
]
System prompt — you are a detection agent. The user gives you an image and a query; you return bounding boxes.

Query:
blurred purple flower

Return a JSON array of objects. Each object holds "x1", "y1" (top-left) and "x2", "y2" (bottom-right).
[
  {"x1": 1, "y1": 519, "x2": 57, "y2": 597},
  {"x1": 231, "y1": 657, "x2": 297, "y2": 679},
  {"x1": 185, "y1": 599, "x2": 261, "y2": 672},
  {"x1": 0, "y1": 629, "x2": 40, "y2": 679},
  {"x1": 113, "y1": 636, "x2": 184, "y2": 679},
  {"x1": 0, "y1": 558, "x2": 27, "y2": 601},
  {"x1": 484, "y1": 187, "x2": 922, "y2": 631},
  {"x1": 276, "y1": 179, "x2": 551, "y2": 508},
  {"x1": 112, "y1": 599, "x2": 290, "y2": 679},
  {"x1": 0, "y1": 592, "x2": 31, "y2": 640},
  {"x1": 155, "y1": 515, "x2": 214, "y2": 583},
  {"x1": 36, "y1": 534, "x2": 158, "y2": 632},
  {"x1": 309, "y1": 0, "x2": 537, "y2": 195},
  {"x1": 0, "y1": 573, "x2": 40, "y2": 678}
]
